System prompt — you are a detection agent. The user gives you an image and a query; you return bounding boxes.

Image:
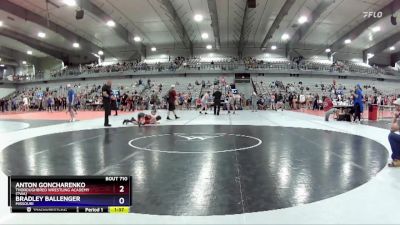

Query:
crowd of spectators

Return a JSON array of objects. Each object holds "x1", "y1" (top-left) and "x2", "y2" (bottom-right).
[
  {"x1": 6, "y1": 54, "x2": 400, "y2": 82},
  {"x1": 252, "y1": 79, "x2": 400, "y2": 112},
  {"x1": 1, "y1": 77, "x2": 399, "y2": 115}
]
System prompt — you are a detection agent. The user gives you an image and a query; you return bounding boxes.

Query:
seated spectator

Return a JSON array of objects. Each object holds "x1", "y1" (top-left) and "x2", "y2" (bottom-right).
[{"x1": 195, "y1": 98, "x2": 202, "y2": 109}]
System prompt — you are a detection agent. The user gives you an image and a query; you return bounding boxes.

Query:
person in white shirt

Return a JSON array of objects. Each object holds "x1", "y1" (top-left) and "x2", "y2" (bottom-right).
[
  {"x1": 251, "y1": 92, "x2": 258, "y2": 112},
  {"x1": 299, "y1": 94, "x2": 306, "y2": 110},
  {"x1": 199, "y1": 91, "x2": 210, "y2": 114},
  {"x1": 377, "y1": 95, "x2": 382, "y2": 105},
  {"x1": 270, "y1": 93, "x2": 276, "y2": 110},
  {"x1": 22, "y1": 96, "x2": 29, "y2": 111},
  {"x1": 227, "y1": 92, "x2": 236, "y2": 114}
]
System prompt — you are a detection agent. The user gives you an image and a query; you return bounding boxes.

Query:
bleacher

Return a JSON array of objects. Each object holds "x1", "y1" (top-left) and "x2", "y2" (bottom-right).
[{"x1": 7, "y1": 54, "x2": 400, "y2": 83}]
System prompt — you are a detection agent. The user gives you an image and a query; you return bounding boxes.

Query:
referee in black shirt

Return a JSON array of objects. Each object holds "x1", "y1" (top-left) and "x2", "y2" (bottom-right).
[
  {"x1": 213, "y1": 88, "x2": 222, "y2": 115},
  {"x1": 102, "y1": 80, "x2": 112, "y2": 127}
]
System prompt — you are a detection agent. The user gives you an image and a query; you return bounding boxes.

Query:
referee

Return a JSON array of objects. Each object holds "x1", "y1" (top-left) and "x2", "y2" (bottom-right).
[
  {"x1": 102, "y1": 80, "x2": 112, "y2": 127},
  {"x1": 212, "y1": 88, "x2": 222, "y2": 115}
]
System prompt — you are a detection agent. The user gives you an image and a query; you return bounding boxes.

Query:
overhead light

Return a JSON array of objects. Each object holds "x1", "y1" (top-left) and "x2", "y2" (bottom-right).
[
  {"x1": 72, "y1": 42, "x2": 80, "y2": 48},
  {"x1": 194, "y1": 14, "x2": 203, "y2": 22},
  {"x1": 371, "y1": 26, "x2": 381, "y2": 32},
  {"x1": 206, "y1": 45, "x2": 212, "y2": 50},
  {"x1": 298, "y1": 16, "x2": 308, "y2": 24},
  {"x1": 0, "y1": 21, "x2": 3, "y2": 27},
  {"x1": 37, "y1": 32, "x2": 46, "y2": 38},
  {"x1": 22, "y1": 61, "x2": 27, "y2": 65},
  {"x1": 344, "y1": 39, "x2": 351, "y2": 44},
  {"x1": 0, "y1": 58, "x2": 2, "y2": 61},
  {"x1": 27, "y1": 50, "x2": 32, "y2": 55},
  {"x1": 281, "y1": 33, "x2": 290, "y2": 40},
  {"x1": 63, "y1": 0, "x2": 76, "y2": 6},
  {"x1": 133, "y1": 36, "x2": 141, "y2": 42},
  {"x1": 98, "y1": 50, "x2": 104, "y2": 55},
  {"x1": 325, "y1": 48, "x2": 331, "y2": 53},
  {"x1": 271, "y1": 45, "x2": 277, "y2": 50},
  {"x1": 201, "y1": 33, "x2": 209, "y2": 39},
  {"x1": 0, "y1": 64, "x2": 4, "y2": 67},
  {"x1": 106, "y1": 20, "x2": 116, "y2": 27},
  {"x1": 368, "y1": 35, "x2": 373, "y2": 41},
  {"x1": 151, "y1": 47, "x2": 156, "y2": 52},
  {"x1": 390, "y1": 46, "x2": 395, "y2": 51}
]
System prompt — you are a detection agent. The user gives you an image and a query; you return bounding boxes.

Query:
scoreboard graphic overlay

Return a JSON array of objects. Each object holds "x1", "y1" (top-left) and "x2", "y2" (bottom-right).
[{"x1": 8, "y1": 176, "x2": 131, "y2": 213}]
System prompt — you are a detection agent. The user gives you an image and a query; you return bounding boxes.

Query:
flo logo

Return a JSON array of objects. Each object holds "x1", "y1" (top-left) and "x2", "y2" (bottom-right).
[{"x1": 363, "y1": 11, "x2": 383, "y2": 18}]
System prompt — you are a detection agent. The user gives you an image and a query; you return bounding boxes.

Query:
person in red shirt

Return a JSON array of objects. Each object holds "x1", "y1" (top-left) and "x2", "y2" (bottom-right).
[
  {"x1": 323, "y1": 97, "x2": 333, "y2": 111},
  {"x1": 324, "y1": 97, "x2": 337, "y2": 121},
  {"x1": 195, "y1": 98, "x2": 202, "y2": 109}
]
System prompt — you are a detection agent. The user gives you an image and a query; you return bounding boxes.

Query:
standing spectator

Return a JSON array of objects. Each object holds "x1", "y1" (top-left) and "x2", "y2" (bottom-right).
[
  {"x1": 147, "y1": 78, "x2": 151, "y2": 87},
  {"x1": 47, "y1": 94, "x2": 53, "y2": 112},
  {"x1": 270, "y1": 93, "x2": 276, "y2": 110},
  {"x1": 187, "y1": 93, "x2": 193, "y2": 110},
  {"x1": 227, "y1": 92, "x2": 236, "y2": 114},
  {"x1": 200, "y1": 91, "x2": 210, "y2": 114},
  {"x1": 388, "y1": 98, "x2": 400, "y2": 167},
  {"x1": 67, "y1": 84, "x2": 76, "y2": 122},
  {"x1": 121, "y1": 93, "x2": 128, "y2": 111},
  {"x1": 313, "y1": 94, "x2": 319, "y2": 110},
  {"x1": 62, "y1": 97, "x2": 67, "y2": 110},
  {"x1": 22, "y1": 95, "x2": 29, "y2": 111},
  {"x1": 292, "y1": 94, "x2": 298, "y2": 110},
  {"x1": 167, "y1": 85, "x2": 179, "y2": 120},
  {"x1": 251, "y1": 92, "x2": 258, "y2": 112},
  {"x1": 0, "y1": 99, "x2": 4, "y2": 112},
  {"x1": 150, "y1": 90, "x2": 159, "y2": 109},
  {"x1": 111, "y1": 92, "x2": 118, "y2": 116},
  {"x1": 127, "y1": 95, "x2": 133, "y2": 111},
  {"x1": 276, "y1": 92, "x2": 284, "y2": 111},
  {"x1": 178, "y1": 93, "x2": 185, "y2": 110},
  {"x1": 353, "y1": 84, "x2": 364, "y2": 123},
  {"x1": 54, "y1": 97, "x2": 59, "y2": 111},
  {"x1": 102, "y1": 80, "x2": 112, "y2": 127}
]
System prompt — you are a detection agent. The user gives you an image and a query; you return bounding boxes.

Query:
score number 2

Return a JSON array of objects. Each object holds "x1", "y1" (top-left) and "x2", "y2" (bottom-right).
[{"x1": 118, "y1": 185, "x2": 126, "y2": 205}]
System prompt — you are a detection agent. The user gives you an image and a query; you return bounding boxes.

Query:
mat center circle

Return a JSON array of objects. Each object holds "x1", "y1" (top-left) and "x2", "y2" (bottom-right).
[{"x1": 128, "y1": 133, "x2": 262, "y2": 153}]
